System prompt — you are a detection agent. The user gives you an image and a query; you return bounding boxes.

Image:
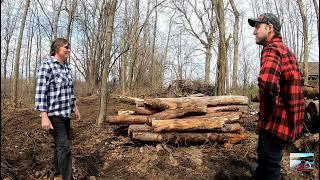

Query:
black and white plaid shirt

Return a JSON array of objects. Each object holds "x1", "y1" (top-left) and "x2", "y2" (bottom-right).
[{"x1": 35, "y1": 56, "x2": 75, "y2": 118}]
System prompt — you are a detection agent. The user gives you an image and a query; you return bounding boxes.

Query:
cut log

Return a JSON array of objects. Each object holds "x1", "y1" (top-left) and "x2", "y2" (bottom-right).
[
  {"x1": 131, "y1": 132, "x2": 248, "y2": 144},
  {"x1": 303, "y1": 86, "x2": 319, "y2": 99},
  {"x1": 135, "y1": 107, "x2": 157, "y2": 115},
  {"x1": 185, "y1": 111, "x2": 243, "y2": 123},
  {"x1": 151, "y1": 117, "x2": 227, "y2": 132},
  {"x1": 155, "y1": 96, "x2": 249, "y2": 107},
  {"x1": 128, "y1": 123, "x2": 243, "y2": 136},
  {"x1": 144, "y1": 98, "x2": 171, "y2": 110},
  {"x1": 118, "y1": 110, "x2": 135, "y2": 116},
  {"x1": 115, "y1": 95, "x2": 144, "y2": 105},
  {"x1": 294, "y1": 133, "x2": 319, "y2": 150},
  {"x1": 128, "y1": 124, "x2": 153, "y2": 138},
  {"x1": 207, "y1": 105, "x2": 249, "y2": 113},
  {"x1": 219, "y1": 123, "x2": 244, "y2": 133},
  {"x1": 109, "y1": 115, "x2": 149, "y2": 124},
  {"x1": 149, "y1": 103, "x2": 207, "y2": 120}
]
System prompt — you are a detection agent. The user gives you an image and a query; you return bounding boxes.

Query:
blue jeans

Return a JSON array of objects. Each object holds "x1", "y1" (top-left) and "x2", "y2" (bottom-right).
[
  {"x1": 252, "y1": 130, "x2": 285, "y2": 180},
  {"x1": 49, "y1": 116, "x2": 72, "y2": 180}
]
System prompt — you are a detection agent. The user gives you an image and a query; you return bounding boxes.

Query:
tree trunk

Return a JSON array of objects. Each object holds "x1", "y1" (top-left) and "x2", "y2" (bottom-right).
[
  {"x1": 65, "y1": 0, "x2": 78, "y2": 41},
  {"x1": 128, "y1": 0, "x2": 140, "y2": 90},
  {"x1": 204, "y1": 42, "x2": 213, "y2": 84},
  {"x1": 214, "y1": 0, "x2": 227, "y2": 95},
  {"x1": 97, "y1": 0, "x2": 118, "y2": 126},
  {"x1": 150, "y1": 0, "x2": 158, "y2": 85},
  {"x1": 229, "y1": 0, "x2": 240, "y2": 94},
  {"x1": 12, "y1": 0, "x2": 30, "y2": 107},
  {"x1": 131, "y1": 132, "x2": 248, "y2": 144},
  {"x1": 313, "y1": 0, "x2": 319, "y2": 49},
  {"x1": 3, "y1": 39, "x2": 10, "y2": 80},
  {"x1": 52, "y1": 0, "x2": 64, "y2": 41},
  {"x1": 119, "y1": 0, "x2": 129, "y2": 95},
  {"x1": 297, "y1": 0, "x2": 309, "y2": 85}
]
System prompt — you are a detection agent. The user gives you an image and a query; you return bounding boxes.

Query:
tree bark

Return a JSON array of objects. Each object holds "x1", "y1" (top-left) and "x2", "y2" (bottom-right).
[
  {"x1": 128, "y1": 124, "x2": 153, "y2": 137},
  {"x1": 189, "y1": 111, "x2": 243, "y2": 123},
  {"x1": 128, "y1": 123, "x2": 243, "y2": 138},
  {"x1": 229, "y1": 0, "x2": 240, "y2": 94},
  {"x1": 97, "y1": 0, "x2": 118, "y2": 126},
  {"x1": 120, "y1": 0, "x2": 129, "y2": 95},
  {"x1": 128, "y1": 0, "x2": 140, "y2": 90},
  {"x1": 214, "y1": 0, "x2": 227, "y2": 95},
  {"x1": 152, "y1": 96, "x2": 249, "y2": 107},
  {"x1": 52, "y1": 0, "x2": 64, "y2": 41},
  {"x1": 65, "y1": 0, "x2": 78, "y2": 41},
  {"x1": 12, "y1": 0, "x2": 30, "y2": 107},
  {"x1": 151, "y1": 117, "x2": 227, "y2": 132},
  {"x1": 135, "y1": 107, "x2": 157, "y2": 115},
  {"x1": 207, "y1": 105, "x2": 249, "y2": 113},
  {"x1": 131, "y1": 132, "x2": 248, "y2": 144},
  {"x1": 149, "y1": 103, "x2": 207, "y2": 120},
  {"x1": 109, "y1": 115, "x2": 149, "y2": 125}
]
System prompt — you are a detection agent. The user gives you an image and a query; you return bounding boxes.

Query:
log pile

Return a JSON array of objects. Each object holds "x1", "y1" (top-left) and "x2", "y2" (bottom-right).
[{"x1": 109, "y1": 96, "x2": 250, "y2": 144}]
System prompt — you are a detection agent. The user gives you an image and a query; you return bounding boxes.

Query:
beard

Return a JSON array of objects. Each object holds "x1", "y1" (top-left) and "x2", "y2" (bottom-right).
[{"x1": 255, "y1": 36, "x2": 268, "y2": 46}]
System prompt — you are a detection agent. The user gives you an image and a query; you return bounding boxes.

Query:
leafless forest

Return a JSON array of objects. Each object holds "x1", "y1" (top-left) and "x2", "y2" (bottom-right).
[{"x1": 1, "y1": 0, "x2": 319, "y2": 179}]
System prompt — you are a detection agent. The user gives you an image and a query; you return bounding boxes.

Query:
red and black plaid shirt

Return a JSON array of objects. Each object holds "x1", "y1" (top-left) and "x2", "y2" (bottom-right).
[{"x1": 258, "y1": 35, "x2": 305, "y2": 142}]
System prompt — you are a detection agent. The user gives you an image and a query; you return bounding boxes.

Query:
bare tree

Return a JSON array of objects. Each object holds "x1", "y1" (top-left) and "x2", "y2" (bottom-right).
[
  {"x1": 65, "y1": 0, "x2": 78, "y2": 41},
  {"x1": 173, "y1": 0, "x2": 216, "y2": 84},
  {"x1": 119, "y1": 0, "x2": 130, "y2": 95},
  {"x1": 97, "y1": 0, "x2": 118, "y2": 126},
  {"x1": 52, "y1": 0, "x2": 64, "y2": 40},
  {"x1": 229, "y1": 0, "x2": 240, "y2": 94},
  {"x1": 12, "y1": 0, "x2": 31, "y2": 107},
  {"x1": 214, "y1": 0, "x2": 227, "y2": 95},
  {"x1": 297, "y1": 0, "x2": 309, "y2": 85},
  {"x1": 1, "y1": 1, "x2": 19, "y2": 80},
  {"x1": 128, "y1": 0, "x2": 140, "y2": 90}
]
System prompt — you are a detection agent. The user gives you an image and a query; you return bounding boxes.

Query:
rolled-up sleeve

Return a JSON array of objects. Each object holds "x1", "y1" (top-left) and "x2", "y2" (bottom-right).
[{"x1": 35, "y1": 62, "x2": 51, "y2": 112}]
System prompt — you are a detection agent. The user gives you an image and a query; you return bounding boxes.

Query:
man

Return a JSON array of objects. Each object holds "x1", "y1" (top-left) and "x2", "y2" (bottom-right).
[
  {"x1": 248, "y1": 13, "x2": 305, "y2": 180},
  {"x1": 35, "y1": 38, "x2": 81, "y2": 180}
]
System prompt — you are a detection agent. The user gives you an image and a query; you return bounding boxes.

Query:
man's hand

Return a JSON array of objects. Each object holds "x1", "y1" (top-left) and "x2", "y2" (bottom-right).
[{"x1": 41, "y1": 112, "x2": 53, "y2": 130}]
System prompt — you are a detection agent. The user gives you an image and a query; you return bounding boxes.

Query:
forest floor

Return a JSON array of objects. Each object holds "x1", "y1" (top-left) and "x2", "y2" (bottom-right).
[{"x1": 1, "y1": 94, "x2": 319, "y2": 180}]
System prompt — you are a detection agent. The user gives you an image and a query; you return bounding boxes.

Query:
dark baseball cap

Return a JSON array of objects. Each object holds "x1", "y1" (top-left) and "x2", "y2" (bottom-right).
[{"x1": 248, "y1": 13, "x2": 281, "y2": 33}]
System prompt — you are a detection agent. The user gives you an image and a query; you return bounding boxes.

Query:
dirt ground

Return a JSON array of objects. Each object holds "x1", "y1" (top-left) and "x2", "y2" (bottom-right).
[{"x1": 1, "y1": 95, "x2": 319, "y2": 180}]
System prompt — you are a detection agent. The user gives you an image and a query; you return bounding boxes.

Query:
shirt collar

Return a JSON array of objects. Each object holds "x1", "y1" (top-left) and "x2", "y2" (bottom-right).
[
  {"x1": 266, "y1": 34, "x2": 282, "y2": 46},
  {"x1": 50, "y1": 56, "x2": 68, "y2": 66}
]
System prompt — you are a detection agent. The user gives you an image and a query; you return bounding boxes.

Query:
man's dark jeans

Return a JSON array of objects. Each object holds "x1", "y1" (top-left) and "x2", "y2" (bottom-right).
[
  {"x1": 252, "y1": 130, "x2": 285, "y2": 180},
  {"x1": 49, "y1": 116, "x2": 72, "y2": 180}
]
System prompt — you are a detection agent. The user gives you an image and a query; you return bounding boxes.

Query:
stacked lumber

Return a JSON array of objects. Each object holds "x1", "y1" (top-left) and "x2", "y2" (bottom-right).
[{"x1": 109, "y1": 96, "x2": 250, "y2": 144}]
